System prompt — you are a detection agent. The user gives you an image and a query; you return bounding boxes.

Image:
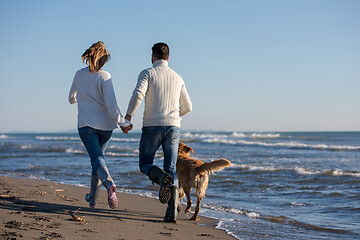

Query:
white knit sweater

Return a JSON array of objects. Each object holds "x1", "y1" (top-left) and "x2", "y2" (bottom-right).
[
  {"x1": 68, "y1": 68, "x2": 127, "y2": 130},
  {"x1": 126, "y1": 60, "x2": 192, "y2": 127}
]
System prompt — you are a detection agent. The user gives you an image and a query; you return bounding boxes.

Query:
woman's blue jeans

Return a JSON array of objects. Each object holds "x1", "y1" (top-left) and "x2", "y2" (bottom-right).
[
  {"x1": 78, "y1": 126, "x2": 114, "y2": 189},
  {"x1": 139, "y1": 126, "x2": 180, "y2": 187}
]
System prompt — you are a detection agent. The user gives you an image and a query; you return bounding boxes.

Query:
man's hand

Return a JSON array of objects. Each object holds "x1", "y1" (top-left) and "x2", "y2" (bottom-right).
[{"x1": 120, "y1": 114, "x2": 133, "y2": 134}]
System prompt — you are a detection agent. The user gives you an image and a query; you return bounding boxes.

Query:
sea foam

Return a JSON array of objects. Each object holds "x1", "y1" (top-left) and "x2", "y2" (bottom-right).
[{"x1": 35, "y1": 136, "x2": 79, "y2": 141}]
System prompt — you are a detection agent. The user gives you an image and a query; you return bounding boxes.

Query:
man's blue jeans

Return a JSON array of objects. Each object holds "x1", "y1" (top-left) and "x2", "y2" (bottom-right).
[
  {"x1": 78, "y1": 126, "x2": 114, "y2": 189},
  {"x1": 139, "y1": 126, "x2": 180, "y2": 187}
]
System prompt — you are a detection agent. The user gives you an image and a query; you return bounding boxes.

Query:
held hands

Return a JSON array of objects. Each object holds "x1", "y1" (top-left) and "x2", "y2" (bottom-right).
[
  {"x1": 120, "y1": 123, "x2": 133, "y2": 134},
  {"x1": 120, "y1": 114, "x2": 133, "y2": 134}
]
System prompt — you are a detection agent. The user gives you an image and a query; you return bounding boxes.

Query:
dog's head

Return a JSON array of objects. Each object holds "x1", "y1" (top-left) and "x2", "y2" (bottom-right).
[{"x1": 178, "y1": 142, "x2": 194, "y2": 155}]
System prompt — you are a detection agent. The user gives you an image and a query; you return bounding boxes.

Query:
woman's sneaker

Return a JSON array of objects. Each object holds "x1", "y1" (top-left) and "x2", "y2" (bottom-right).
[{"x1": 108, "y1": 185, "x2": 118, "y2": 209}]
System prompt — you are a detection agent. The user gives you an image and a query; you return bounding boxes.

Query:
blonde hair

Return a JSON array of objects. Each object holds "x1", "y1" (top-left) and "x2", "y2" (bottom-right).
[{"x1": 82, "y1": 41, "x2": 111, "y2": 72}]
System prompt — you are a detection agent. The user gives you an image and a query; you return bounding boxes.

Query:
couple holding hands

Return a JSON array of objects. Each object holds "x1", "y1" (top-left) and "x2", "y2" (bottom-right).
[{"x1": 68, "y1": 41, "x2": 192, "y2": 223}]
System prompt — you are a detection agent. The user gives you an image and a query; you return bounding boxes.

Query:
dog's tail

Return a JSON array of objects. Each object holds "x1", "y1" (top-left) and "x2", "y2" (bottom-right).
[{"x1": 196, "y1": 159, "x2": 231, "y2": 174}]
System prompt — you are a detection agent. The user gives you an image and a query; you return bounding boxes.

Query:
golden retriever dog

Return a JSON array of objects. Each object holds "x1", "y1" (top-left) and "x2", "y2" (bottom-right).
[{"x1": 177, "y1": 142, "x2": 231, "y2": 221}]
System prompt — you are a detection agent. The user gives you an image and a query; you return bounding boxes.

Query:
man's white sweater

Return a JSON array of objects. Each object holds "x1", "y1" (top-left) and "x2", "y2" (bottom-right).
[{"x1": 126, "y1": 60, "x2": 192, "y2": 127}]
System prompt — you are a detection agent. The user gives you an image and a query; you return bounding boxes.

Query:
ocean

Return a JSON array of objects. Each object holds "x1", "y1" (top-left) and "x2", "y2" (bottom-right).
[{"x1": 0, "y1": 131, "x2": 359, "y2": 239}]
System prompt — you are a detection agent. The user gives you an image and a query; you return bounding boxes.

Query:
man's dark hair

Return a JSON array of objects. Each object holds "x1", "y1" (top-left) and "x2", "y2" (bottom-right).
[{"x1": 152, "y1": 42, "x2": 169, "y2": 60}]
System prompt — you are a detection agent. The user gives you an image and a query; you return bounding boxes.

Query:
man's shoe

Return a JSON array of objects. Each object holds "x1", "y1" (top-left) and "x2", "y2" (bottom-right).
[
  {"x1": 164, "y1": 186, "x2": 179, "y2": 223},
  {"x1": 148, "y1": 166, "x2": 172, "y2": 204}
]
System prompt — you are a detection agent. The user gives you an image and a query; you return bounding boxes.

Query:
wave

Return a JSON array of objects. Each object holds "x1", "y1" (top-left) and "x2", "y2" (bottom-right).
[
  {"x1": 204, "y1": 203, "x2": 352, "y2": 235},
  {"x1": 1, "y1": 143, "x2": 138, "y2": 157},
  {"x1": 3, "y1": 173, "x2": 52, "y2": 182},
  {"x1": 322, "y1": 169, "x2": 360, "y2": 178},
  {"x1": 65, "y1": 148, "x2": 85, "y2": 154},
  {"x1": 295, "y1": 167, "x2": 360, "y2": 178},
  {"x1": 18, "y1": 144, "x2": 70, "y2": 153},
  {"x1": 231, "y1": 164, "x2": 360, "y2": 178},
  {"x1": 215, "y1": 221, "x2": 241, "y2": 240},
  {"x1": 107, "y1": 145, "x2": 139, "y2": 152},
  {"x1": 111, "y1": 137, "x2": 139, "y2": 142},
  {"x1": 105, "y1": 152, "x2": 139, "y2": 157},
  {"x1": 202, "y1": 202, "x2": 260, "y2": 217},
  {"x1": 182, "y1": 132, "x2": 360, "y2": 152},
  {"x1": 202, "y1": 138, "x2": 360, "y2": 151},
  {"x1": 182, "y1": 132, "x2": 282, "y2": 139},
  {"x1": 247, "y1": 133, "x2": 281, "y2": 139},
  {"x1": 262, "y1": 215, "x2": 351, "y2": 234},
  {"x1": 35, "y1": 136, "x2": 79, "y2": 141},
  {"x1": 34, "y1": 136, "x2": 138, "y2": 143},
  {"x1": 0, "y1": 134, "x2": 9, "y2": 139},
  {"x1": 182, "y1": 132, "x2": 229, "y2": 139},
  {"x1": 232, "y1": 164, "x2": 279, "y2": 172},
  {"x1": 3, "y1": 144, "x2": 85, "y2": 154}
]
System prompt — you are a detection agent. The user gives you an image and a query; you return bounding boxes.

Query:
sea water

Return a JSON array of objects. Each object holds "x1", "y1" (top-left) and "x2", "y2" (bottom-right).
[{"x1": 0, "y1": 131, "x2": 359, "y2": 239}]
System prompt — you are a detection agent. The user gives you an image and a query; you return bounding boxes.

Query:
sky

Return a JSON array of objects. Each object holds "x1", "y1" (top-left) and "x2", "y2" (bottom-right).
[{"x1": 0, "y1": 0, "x2": 359, "y2": 133}]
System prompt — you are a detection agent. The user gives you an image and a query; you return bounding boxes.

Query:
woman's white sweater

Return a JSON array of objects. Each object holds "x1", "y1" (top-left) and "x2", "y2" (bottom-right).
[{"x1": 69, "y1": 68, "x2": 126, "y2": 130}]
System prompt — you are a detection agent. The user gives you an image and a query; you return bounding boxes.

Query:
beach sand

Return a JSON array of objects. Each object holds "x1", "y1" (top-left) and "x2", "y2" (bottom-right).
[{"x1": 0, "y1": 176, "x2": 235, "y2": 240}]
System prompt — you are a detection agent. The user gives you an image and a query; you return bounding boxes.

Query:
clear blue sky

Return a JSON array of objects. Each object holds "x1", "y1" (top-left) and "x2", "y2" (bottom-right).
[{"x1": 0, "y1": 0, "x2": 359, "y2": 132}]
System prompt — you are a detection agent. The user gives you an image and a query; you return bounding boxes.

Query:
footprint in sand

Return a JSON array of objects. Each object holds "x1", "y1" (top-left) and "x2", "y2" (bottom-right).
[
  {"x1": 0, "y1": 231, "x2": 23, "y2": 239},
  {"x1": 5, "y1": 220, "x2": 24, "y2": 230},
  {"x1": 197, "y1": 233, "x2": 215, "y2": 238},
  {"x1": 159, "y1": 232, "x2": 172, "y2": 236},
  {"x1": 163, "y1": 226, "x2": 178, "y2": 231}
]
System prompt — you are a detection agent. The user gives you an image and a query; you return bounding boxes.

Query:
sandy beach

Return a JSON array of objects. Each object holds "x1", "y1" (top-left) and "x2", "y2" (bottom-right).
[{"x1": 0, "y1": 175, "x2": 235, "y2": 240}]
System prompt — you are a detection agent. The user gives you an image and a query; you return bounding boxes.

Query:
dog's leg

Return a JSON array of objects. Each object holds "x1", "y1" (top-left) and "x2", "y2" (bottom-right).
[
  {"x1": 190, "y1": 196, "x2": 203, "y2": 221},
  {"x1": 184, "y1": 188, "x2": 192, "y2": 214},
  {"x1": 177, "y1": 187, "x2": 184, "y2": 213}
]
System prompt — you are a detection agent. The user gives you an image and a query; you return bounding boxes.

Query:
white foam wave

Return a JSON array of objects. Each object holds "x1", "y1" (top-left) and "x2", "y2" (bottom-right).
[
  {"x1": 0, "y1": 134, "x2": 9, "y2": 139},
  {"x1": 231, "y1": 132, "x2": 246, "y2": 138},
  {"x1": 75, "y1": 183, "x2": 88, "y2": 188},
  {"x1": 202, "y1": 202, "x2": 260, "y2": 217},
  {"x1": 183, "y1": 132, "x2": 281, "y2": 140},
  {"x1": 28, "y1": 174, "x2": 50, "y2": 181},
  {"x1": 105, "y1": 152, "x2": 139, "y2": 157},
  {"x1": 247, "y1": 212, "x2": 261, "y2": 218},
  {"x1": 232, "y1": 164, "x2": 360, "y2": 178},
  {"x1": 116, "y1": 188, "x2": 158, "y2": 199},
  {"x1": 296, "y1": 167, "x2": 360, "y2": 178},
  {"x1": 182, "y1": 132, "x2": 359, "y2": 151},
  {"x1": 35, "y1": 136, "x2": 79, "y2": 141},
  {"x1": 291, "y1": 202, "x2": 306, "y2": 206},
  {"x1": 203, "y1": 138, "x2": 360, "y2": 151},
  {"x1": 111, "y1": 137, "x2": 139, "y2": 142},
  {"x1": 231, "y1": 163, "x2": 278, "y2": 172},
  {"x1": 295, "y1": 167, "x2": 321, "y2": 175},
  {"x1": 216, "y1": 221, "x2": 242, "y2": 240},
  {"x1": 66, "y1": 148, "x2": 84, "y2": 154},
  {"x1": 248, "y1": 133, "x2": 281, "y2": 139},
  {"x1": 20, "y1": 145, "x2": 33, "y2": 149},
  {"x1": 248, "y1": 165, "x2": 277, "y2": 171},
  {"x1": 107, "y1": 145, "x2": 139, "y2": 153},
  {"x1": 326, "y1": 169, "x2": 360, "y2": 178},
  {"x1": 182, "y1": 132, "x2": 229, "y2": 139}
]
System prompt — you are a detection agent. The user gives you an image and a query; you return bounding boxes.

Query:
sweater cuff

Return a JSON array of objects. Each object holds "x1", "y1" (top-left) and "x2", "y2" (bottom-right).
[{"x1": 119, "y1": 119, "x2": 132, "y2": 128}]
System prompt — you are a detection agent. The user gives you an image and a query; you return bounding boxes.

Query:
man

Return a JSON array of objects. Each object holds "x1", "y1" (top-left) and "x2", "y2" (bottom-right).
[{"x1": 122, "y1": 42, "x2": 192, "y2": 223}]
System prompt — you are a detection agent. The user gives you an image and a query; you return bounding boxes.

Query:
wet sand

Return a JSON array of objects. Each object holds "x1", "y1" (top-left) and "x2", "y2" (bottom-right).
[{"x1": 0, "y1": 175, "x2": 235, "y2": 240}]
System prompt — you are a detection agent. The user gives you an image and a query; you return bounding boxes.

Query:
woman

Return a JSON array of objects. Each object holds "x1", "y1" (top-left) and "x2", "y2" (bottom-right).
[{"x1": 68, "y1": 41, "x2": 130, "y2": 209}]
